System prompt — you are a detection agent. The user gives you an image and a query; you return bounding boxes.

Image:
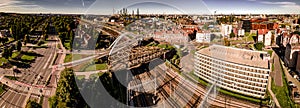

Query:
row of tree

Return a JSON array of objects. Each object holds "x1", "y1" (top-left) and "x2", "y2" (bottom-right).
[
  {"x1": 50, "y1": 16, "x2": 78, "y2": 50},
  {"x1": 2, "y1": 41, "x2": 22, "y2": 59},
  {"x1": 49, "y1": 68, "x2": 88, "y2": 108}
]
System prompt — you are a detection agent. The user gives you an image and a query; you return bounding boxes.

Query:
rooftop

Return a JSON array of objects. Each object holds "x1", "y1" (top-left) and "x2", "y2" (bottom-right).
[{"x1": 197, "y1": 45, "x2": 269, "y2": 68}]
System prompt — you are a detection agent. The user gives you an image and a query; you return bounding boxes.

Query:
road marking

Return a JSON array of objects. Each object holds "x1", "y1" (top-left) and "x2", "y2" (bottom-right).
[
  {"x1": 43, "y1": 53, "x2": 53, "y2": 69},
  {"x1": 0, "y1": 91, "x2": 12, "y2": 107}
]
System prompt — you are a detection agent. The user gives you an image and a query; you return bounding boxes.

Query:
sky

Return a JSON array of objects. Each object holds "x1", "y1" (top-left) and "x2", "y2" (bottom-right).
[{"x1": 0, "y1": 0, "x2": 300, "y2": 15}]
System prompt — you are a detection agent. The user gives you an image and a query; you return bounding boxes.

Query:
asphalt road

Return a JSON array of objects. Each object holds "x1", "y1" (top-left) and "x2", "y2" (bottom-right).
[{"x1": 0, "y1": 35, "x2": 58, "y2": 107}]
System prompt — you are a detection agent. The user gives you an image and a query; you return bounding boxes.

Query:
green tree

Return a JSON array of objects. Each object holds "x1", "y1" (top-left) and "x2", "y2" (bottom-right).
[
  {"x1": 2, "y1": 47, "x2": 9, "y2": 59},
  {"x1": 230, "y1": 30, "x2": 235, "y2": 38},
  {"x1": 16, "y1": 41, "x2": 22, "y2": 51},
  {"x1": 49, "y1": 68, "x2": 88, "y2": 108},
  {"x1": 24, "y1": 34, "x2": 30, "y2": 45},
  {"x1": 224, "y1": 38, "x2": 231, "y2": 46},
  {"x1": 26, "y1": 100, "x2": 42, "y2": 108},
  {"x1": 44, "y1": 34, "x2": 48, "y2": 41},
  {"x1": 7, "y1": 46, "x2": 13, "y2": 58},
  {"x1": 254, "y1": 42, "x2": 264, "y2": 51}
]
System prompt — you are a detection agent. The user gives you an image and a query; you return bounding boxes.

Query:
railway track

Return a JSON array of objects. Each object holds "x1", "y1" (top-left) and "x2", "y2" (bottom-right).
[{"x1": 127, "y1": 63, "x2": 261, "y2": 108}]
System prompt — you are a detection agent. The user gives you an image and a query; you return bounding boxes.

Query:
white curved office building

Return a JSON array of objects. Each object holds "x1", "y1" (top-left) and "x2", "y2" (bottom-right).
[{"x1": 194, "y1": 45, "x2": 270, "y2": 98}]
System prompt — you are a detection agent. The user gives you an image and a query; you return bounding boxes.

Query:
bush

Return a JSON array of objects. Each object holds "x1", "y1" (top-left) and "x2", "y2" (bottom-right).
[{"x1": 254, "y1": 42, "x2": 264, "y2": 51}]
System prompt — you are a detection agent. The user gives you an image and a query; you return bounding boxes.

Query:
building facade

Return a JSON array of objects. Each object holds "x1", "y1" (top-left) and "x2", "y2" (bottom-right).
[
  {"x1": 242, "y1": 19, "x2": 252, "y2": 32},
  {"x1": 194, "y1": 45, "x2": 270, "y2": 98},
  {"x1": 196, "y1": 32, "x2": 211, "y2": 43},
  {"x1": 221, "y1": 24, "x2": 233, "y2": 37}
]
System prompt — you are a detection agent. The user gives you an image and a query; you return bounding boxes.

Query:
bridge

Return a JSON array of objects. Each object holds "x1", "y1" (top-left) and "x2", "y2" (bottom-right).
[{"x1": 109, "y1": 46, "x2": 166, "y2": 70}]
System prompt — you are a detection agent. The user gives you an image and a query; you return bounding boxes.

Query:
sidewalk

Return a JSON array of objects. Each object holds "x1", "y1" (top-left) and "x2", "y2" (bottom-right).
[{"x1": 268, "y1": 76, "x2": 281, "y2": 108}]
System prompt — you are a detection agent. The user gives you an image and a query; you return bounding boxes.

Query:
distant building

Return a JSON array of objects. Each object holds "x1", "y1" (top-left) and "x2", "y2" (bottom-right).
[
  {"x1": 221, "y1": 24, "x2": 232, "y2": 37},
  {"x1": 284, "y1": 44, "x2": 299, "y2": 68},
  {"x1": 194, "y1": 45, "x2": 270, "y2": 98},
  {"x1": 296, "y1": 52, "x2": 300, "y2": 73},
  {"x1": 238, "y1": 29, "x2": 245, "y2": 37},
  {"x1": 264, "y1": 31, "x2": 272, "y2": 46},
  {"x1": 256, "y1": 29, "x2": 269, "y2": 43},
  {"x1": 242, "y1": 19, "x2": 252, "y2": 32},
  {"x1": 284, "y1": 34, "x2": 300, "y2": 68},
  {"x1": 196, "y1": 32, "x2": 211, "y2": 43}
]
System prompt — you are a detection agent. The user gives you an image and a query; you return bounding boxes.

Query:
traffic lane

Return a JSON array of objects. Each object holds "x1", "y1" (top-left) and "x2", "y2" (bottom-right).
[
  {"x1": 7, "y1": 90, "x2": 26, "y2": 108},
  {"x1": 21, "y1": 41, "x2": 56, "y2": 85},
  {"x1": 16, "y1": 94, "x2": 26, "y2": 107},
  {"x1": 0, "y1": 90, "x2": 19, "y2": 108},
  {"x1": 0, "y1": 91, "x2": 11, "y2": 107}
]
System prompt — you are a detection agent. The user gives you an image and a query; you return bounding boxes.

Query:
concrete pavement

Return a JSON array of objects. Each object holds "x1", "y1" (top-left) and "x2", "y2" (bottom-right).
[
  {"x1": 74, "y1": 70, "x2": 107, "y2": 79},
  {"x1": 273, "y1": 54, "x2": 283, "y2": 86}
]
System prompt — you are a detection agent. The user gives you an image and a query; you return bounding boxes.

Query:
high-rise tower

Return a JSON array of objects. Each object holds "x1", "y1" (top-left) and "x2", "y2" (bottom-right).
[{"x1": 137, "y1": 8, "x2": 139, "y2": 19}]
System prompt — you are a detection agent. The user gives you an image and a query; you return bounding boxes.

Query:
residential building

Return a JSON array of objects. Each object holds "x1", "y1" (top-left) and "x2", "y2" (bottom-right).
[
  {"x1": 238, "y1": 29, "x2": 245, "y2": 37},
  {"x1": 194, "y1": 45, "x2": 270, "y2": 98},
  {"x1": 264, "y1": 31, "x2": 272, "y2": 46},
  {"x1": 196, "y1": 32, "x2": 211, "y2": 43},
  {"x1": 221, "y1": 24, "x2": 232, "y2": 37},
  {"x1": 284, "y1": 34, "x2": 300, "y2": 68},
  {"x1": 296, "y1": 52, "x2": 300, "y2": 74}
]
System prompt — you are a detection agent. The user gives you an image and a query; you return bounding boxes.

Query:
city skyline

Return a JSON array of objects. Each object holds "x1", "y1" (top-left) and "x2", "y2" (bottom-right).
[{"x1": 0, "y1": 0, "x2": 300, "y2": 15}]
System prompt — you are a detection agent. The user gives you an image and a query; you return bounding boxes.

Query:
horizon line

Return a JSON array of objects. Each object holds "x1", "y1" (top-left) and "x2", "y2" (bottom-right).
[{"x1": 1, "y1": 11, "x2": 300, "y2": 16}]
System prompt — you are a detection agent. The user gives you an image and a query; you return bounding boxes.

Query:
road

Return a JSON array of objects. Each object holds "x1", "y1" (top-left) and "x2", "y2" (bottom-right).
[
  {"x1": 273, "y1": 53, "x2": 283, "y2": 86},
  {"x1": 74, "y1": 70, "x2": 107, "y2": 79},
  {"x1": 0, "y1": 35, "x2": 58, "y2": 108}
]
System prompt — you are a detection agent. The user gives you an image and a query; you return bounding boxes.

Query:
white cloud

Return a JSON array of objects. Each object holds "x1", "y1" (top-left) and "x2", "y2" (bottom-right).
[
  {"x1": 0, "y1": 0, "x2": 18, "y2": 7},
  {"x1": 260, "y1": 1, "x2": 296, "y2": 5}
]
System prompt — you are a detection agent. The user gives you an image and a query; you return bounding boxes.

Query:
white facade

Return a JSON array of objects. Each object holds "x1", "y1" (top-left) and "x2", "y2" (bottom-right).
[
  {"x1": 194, "y1": 45, "x2": 270, "y2": 98},
  {"x1": 196, "y1": 32, "x2": 211, "y2": 43},
  {"x1": 258, "y1": 35, "x2": 264, "y2": 42},
  {"x1": 238, "y1": 29, "x2": 245, "y2": 36},
  {"x1": 264, "y1": 31, "x2": 272, "y2": 46},
  {"x1": 221, "y1": 24, "x2": 233, "y2": 37}
]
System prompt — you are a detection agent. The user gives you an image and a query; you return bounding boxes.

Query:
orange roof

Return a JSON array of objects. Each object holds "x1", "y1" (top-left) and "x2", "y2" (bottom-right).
[{"x1": 257, "y1": 29, "x2": 269, "y2": 35}]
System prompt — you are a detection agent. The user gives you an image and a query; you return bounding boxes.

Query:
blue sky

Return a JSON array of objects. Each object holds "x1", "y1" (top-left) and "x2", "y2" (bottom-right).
[{"x1": 0, "y1": 0, "x2": 299, "y2": 14}]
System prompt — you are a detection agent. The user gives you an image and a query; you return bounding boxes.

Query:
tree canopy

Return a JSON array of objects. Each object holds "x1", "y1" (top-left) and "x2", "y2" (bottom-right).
[
  {"x1": 26, "y1": 100, "x2": 42, "y2": 108},
  {"x1": 49, "y1": 68, "x2": 88, "y2": 108}
]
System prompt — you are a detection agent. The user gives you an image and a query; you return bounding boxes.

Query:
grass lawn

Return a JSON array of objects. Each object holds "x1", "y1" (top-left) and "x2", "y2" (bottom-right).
[
  {"x1": 80, "y1": 63, "x2": 107, "y2": 71},
  {"x1": 217, "y1": 87, "x2": 269, "y2": 105},
  {"x1": 0, "y1": 84, "x2": 6, "y2": 95},
  {"x1": 267, "y1": 50, "x2": 273, "y2": 55},
  {"x1": 271, "y1": 61, "x2": 295, "y2": 108},
  {"x1": 89, "y1": 72, "x2": 105, "y2": 79},
  {"x1": 7, "y1": 38, "x2": 14, "y2": 43},
  {"x1": 11, "y1": 52, "x2": 20, "y2": 59},
  {"x1": 4, "y1": 76, "x2": 18, "y2": 80},
  {"x1": 64, "y1": 54, "x2": 86, "y2": 63},
  {"x1": 76, "y1": 75, "x2": 85, "y2": 80},
  {"x1": 21, "y1": 55, "x2": 35, "y2": 61},
  {"x1": 64, "y1": 54, "x2": 72, "y2": 63},
  {"x1": 0, "y1": 57, "x2": 8, "y2": 66},
  {"x1": 63, "y1": 42, "x2": 71, "y2": 50}
]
